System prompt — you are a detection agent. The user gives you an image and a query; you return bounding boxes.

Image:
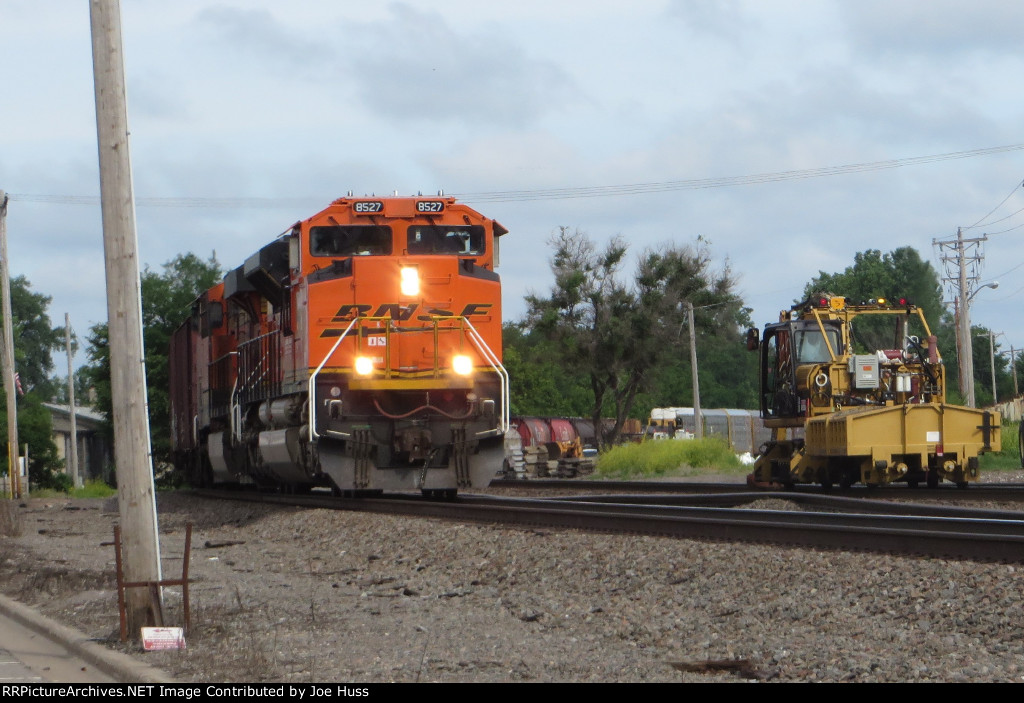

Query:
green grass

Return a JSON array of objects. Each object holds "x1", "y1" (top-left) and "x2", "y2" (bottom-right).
[
  {"x1": 30, "y1": 479, "x2": 117, "y2": 499},
  {"x1": 595, "y1": 437, "x2": 748, "y2": 479},
  {"x1": 979, "y1": 421, "x2": 1021, "y2": 473}
]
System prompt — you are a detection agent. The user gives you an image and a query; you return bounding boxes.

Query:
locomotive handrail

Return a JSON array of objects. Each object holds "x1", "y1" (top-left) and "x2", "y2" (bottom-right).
[
  {"x1": 233, "y1": 342, "x2": 270, "y2": 445},
  {"x1": 230, "y1": 377, "x2": 241, "y2": 444},
  {"x1": 462, "y1": 318, "x2": 510, "y2": 433},
  {"x1": 236, "y1": 330, "x2": 281, "y2": 406},
  {"x1": 308, "y1": 318, "x2": 360, "y2": 442},
  {"x1": 206, "y1": 349, "x2": 237, "y2": 422}
]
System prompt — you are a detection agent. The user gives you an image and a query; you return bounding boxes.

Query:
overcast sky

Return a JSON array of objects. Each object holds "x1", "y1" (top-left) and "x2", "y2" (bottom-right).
[{"x1": 3, "y1": 1, "x2": 1024, "y2": 373}]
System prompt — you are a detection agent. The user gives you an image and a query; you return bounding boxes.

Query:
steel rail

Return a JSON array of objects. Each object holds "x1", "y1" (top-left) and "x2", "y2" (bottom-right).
[
  {"x1": 193, "y1": 489, "x2": 1024, "y2": 563},
  {"x1": 520, "y1": 491, "x2": 1024, "y2": 520},
  {"x1": 489, "y1": 478, "x2": 1024, "y2": 503}
]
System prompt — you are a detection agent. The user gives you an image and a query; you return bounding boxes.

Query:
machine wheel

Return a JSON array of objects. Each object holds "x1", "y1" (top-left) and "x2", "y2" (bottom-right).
[
  {"x1": 838, "y1": 469, "x2": 856, "y2": 489},
  {"x1": 956, "y1": 481, "x2": 969, "y2": 490},
  {"x1": 422, "y1": 488, "x2": 457, "y2": 501},
  {"x1": 1018, "y1": 421, "x2": 1024, "y2": 468},
  {"x1": 926, "y1": 470, "x2": 939, "y2": 489}
]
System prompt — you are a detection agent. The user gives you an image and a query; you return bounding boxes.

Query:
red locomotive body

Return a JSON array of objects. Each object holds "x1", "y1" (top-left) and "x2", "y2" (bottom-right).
[{"x1": 169, "y1": 196, "x2": 509, "y2": 495}]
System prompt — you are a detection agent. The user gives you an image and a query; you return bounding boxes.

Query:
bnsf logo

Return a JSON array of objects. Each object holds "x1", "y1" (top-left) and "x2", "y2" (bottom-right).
[{"x1": 320, "y1": 303, "x2": 493, "y2": 337}]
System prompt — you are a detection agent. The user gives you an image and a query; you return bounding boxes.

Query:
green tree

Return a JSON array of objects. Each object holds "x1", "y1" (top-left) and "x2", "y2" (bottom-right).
[
  {"x1": 969, "y1": 326, "x2": 1016, "y2": 407},
  {"x1": 634, "y1": 314, "x2": 760, "y2": 417},
  {"x1": 47, "y1": 368, "x2": 93, "y2": 407},
  {"x1": 0, "y1": 276, "x2": 66, "y2": 488},
  {"x1": 525, "y1": 228, "x2": 747, "y2": 446},
  {"x1": 801, "y1": 246, "x2": 959, "y2": 388},
  {"x1": 0, "y1": 393, "x2": 65, "y2": 490},
  {"x1": 503, "y1": 322, "x2": 593, "y2": 416},
  {"x1": 83, "y1": 252, "x2": 222, "y2": 473},
  {"x1": 7, "y1": 276, "x2": 66, "y2": 397}
]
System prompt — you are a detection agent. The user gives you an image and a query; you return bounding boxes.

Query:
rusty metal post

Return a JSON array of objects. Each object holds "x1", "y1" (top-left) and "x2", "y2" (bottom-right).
[{"x1": 114, "y1": 522, "x2": 193, "y2": 641}]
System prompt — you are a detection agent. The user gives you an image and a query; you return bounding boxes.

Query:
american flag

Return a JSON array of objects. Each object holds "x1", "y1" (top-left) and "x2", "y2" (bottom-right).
[{"x1": 14, "y1": 372, "x2": 22, "y2": 396}]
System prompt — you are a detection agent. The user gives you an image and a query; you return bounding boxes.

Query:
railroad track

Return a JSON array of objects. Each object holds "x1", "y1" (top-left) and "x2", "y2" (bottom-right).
[
  {"x1": 193, "y1": 487, "x2": 1024, "y2": 563},
  {"x1": 490, "y1": 478, "x2": 1024, "y2": 503}
]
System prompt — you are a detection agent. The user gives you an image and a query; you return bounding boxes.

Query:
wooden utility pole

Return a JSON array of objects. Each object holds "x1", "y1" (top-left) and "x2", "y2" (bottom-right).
[
  {"x1": 686, "y1": 302, "x2": 703, "y2": 439},
  {"x1": 936, "y1": 228, "x2": 988, "y2": 408},
  {"x1": 1012, "y1": 346, "x2": 1019, "y2": 398},
  {"x1": 957, "y1": 229, "x2": 976, "y2": 407},
  {"x1": 89, "y1": 0, "x2": 163, "y2": 636},
  {"x1": 65, "y1": 313, "x2": 81, "y2": 488},
  {"x1": 990, "y1": 331, "x2": 998, "y2": 405},
  {"x1": 0, "y1": 191, "x2": 20, "y2": 499}
]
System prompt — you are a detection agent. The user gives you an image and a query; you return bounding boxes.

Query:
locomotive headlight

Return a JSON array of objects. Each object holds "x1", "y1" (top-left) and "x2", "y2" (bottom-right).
[
  {"x1": 452, "y1": 354, "x2": 473, "y2": 376},
  {"x1": 400, "y1": 266, "x2": 420, "y2": 296},
  {"x1": 354, "y1": 356, "x2": 375, "y2": 376}
]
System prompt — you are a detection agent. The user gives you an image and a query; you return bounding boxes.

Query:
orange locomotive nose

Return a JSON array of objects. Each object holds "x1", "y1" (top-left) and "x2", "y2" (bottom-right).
[{"x1": 169, "y1": 195, "x2": 509, "y2": 497}]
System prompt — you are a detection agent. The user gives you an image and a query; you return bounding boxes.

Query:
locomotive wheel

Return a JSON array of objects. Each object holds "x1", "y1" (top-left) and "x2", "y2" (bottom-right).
[
  {"x1": 926, "y1": 470, "x2": 939, "y2": 489},
  {"x1": 956, "y1": 481, "x2": 969, "y2": 490},
  {"x1": 192, "y1": 448, "x2": 214, "y2": 488}
]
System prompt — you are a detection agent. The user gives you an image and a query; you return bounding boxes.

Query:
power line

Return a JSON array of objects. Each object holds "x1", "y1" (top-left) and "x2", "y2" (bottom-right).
[
  {"x1": 989, "y1": 260, "x2": 1024, "y2": 281},
  {"x1": 457, "y1": 144, "x2": 1024, "y2": 203},
  {"x1": 973, "y1": 205, "x2": 1024, "y2": 233},
  {"x1": 989, "y1": 285, "x2": 1024, "y2": 302},
  {"x1": 964, "y1": 178, "x2": 1024, "y2": 230},
  {"x1": 9, "y1": 143, "x2": 1024, "y2": 208}
]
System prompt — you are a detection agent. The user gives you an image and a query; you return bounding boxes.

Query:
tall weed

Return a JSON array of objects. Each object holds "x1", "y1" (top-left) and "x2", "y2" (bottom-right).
[
  {"x1": 595, "y1": 437, "x2": 745, "y2": 478},
  {"x1": 979, "y1": 420, "x2": 1021, "y2": 472}
]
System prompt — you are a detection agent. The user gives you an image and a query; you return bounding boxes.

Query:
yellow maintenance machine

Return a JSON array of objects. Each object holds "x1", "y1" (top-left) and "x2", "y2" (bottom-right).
[{"x1": 748, "y1": 295, "x2": 1000, "y2": 488}]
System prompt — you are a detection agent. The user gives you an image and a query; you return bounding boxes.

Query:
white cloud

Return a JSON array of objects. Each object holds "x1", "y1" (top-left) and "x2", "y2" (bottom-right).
[
  {"x1": 2, "y1": 0, "x2": 1024, "y2": 359},
  {"x1": 839, "y1": 1, "x2": 1024, "y2": 57},
  {"x1": 342, "y1": 4, "x2": 580, "y2": 127}
]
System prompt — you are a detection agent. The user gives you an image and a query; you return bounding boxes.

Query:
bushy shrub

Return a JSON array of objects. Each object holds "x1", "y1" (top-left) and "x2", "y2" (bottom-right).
[{"x1": 595, "y1": 436, "x2": 745, "y2": 478}]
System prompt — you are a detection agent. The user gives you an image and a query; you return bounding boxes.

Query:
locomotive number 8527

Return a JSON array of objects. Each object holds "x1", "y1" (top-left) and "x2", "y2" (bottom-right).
[{"x1": 169, "y1": 195, "x2": 509, "y2": 497}]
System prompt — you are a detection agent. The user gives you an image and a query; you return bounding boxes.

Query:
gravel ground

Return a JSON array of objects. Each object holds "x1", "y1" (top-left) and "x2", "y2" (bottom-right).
[{"x1": 2, "y1": 477, "x2": 1024, "y2": 684}]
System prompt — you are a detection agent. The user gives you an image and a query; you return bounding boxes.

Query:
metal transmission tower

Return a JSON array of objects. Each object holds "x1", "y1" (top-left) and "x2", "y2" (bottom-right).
[{"x1": 934, "y1": 228, "x2": 989, "y2": 408}]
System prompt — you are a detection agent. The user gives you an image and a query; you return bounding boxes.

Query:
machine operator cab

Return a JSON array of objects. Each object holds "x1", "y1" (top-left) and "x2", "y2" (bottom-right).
[{"x1": 755, "y1": 318, "x2": 843, "y2": 422}]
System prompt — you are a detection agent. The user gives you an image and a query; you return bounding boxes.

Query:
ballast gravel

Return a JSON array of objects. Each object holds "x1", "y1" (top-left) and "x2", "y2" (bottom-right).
[{"x1": 1, "y1": 479, "x2": 1023, "y2": 684}]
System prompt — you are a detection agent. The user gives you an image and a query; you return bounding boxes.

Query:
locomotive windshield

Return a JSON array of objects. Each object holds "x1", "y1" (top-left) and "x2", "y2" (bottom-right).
[
  {"x1": 310, "y1": 225, "x2": 392, "y2": 257},
  {"x1": 407, "y1": 225, "x2": 485, "y2": 255}
]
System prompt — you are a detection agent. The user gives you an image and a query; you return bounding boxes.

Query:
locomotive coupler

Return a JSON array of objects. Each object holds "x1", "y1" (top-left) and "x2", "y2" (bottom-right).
[{"x1": 396, "y1": 427, "x2": 433, "y2": 462}]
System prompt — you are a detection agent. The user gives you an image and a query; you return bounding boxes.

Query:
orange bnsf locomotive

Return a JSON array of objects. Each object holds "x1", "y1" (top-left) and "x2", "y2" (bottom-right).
[{"x1": 169, "y1": 195, "x2": 509, "y2": 496}]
